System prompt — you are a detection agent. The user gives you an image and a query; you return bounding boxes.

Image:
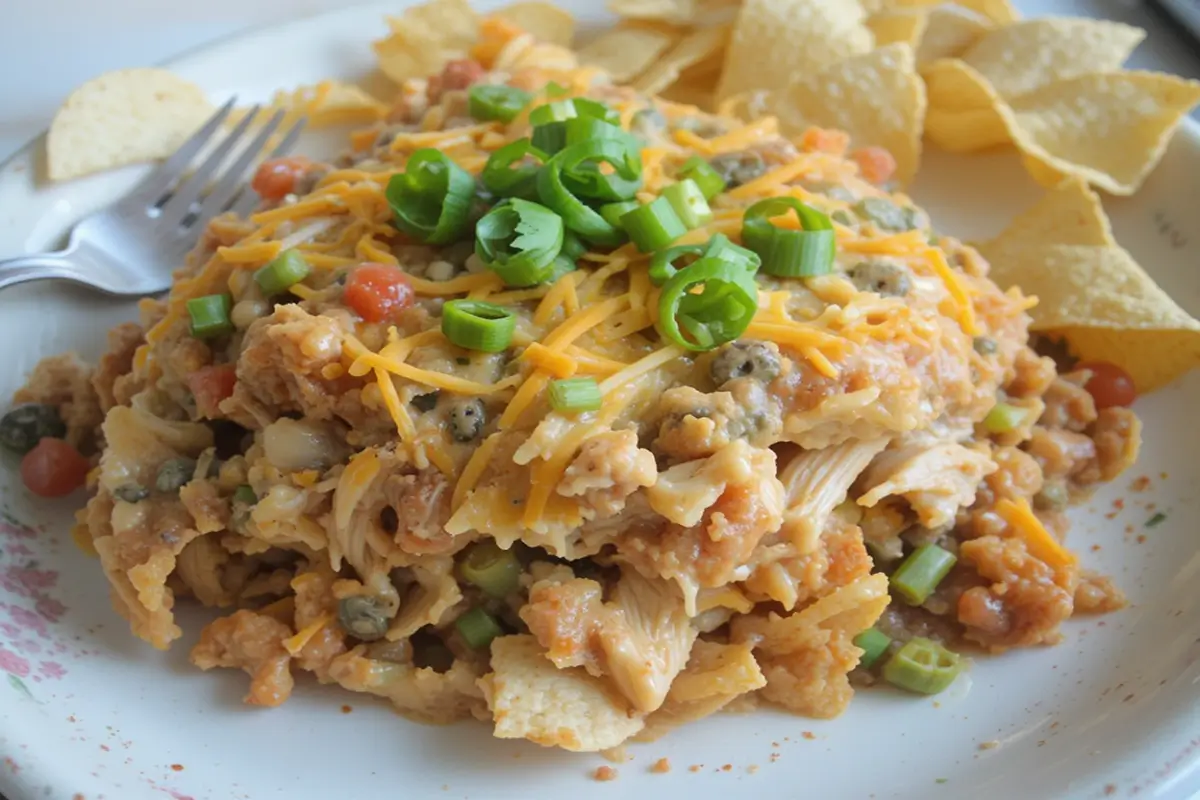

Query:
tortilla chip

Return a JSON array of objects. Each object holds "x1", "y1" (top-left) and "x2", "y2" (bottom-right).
[
  {"x1": 634, "y1": 25, "x2": 730, "y2": 95},
  {"x1": 577, "y1": 26, "x2": 680, "y2": 83},
  {"x1": 867, "y1": 9, "x2": 927, "y2": 48},
  {"x1": 960, "y1": 18, "x2": 1146, "y2": 98},
  {"x1": 1005, "y1": 71, "x2": 1200, "y2": 195},
  {"x1": 47, "y1": 68, "x2": 213, "y2": 181},
  {"x1": 982, "y1": 244, "x2": 1200, "y2": 392},
  {"x1": 608, "y1": 0, "x2": 697, "y2": 24},
  {"x1": 716, "y1": 0, "x2": 873, "y2": 102},
  {"x1": 481, "y1": 635, "x2": 644, "y2": 752},
  {"x1": 982, "y1": 178, "x2": 1115, "y2": 252},
  {"x1": 861, "y1": 0, "x2": 1017, "y2": 25},
  {"x1": 238, "y1": 81, "x2": 387, "y2": 129},
  {"x1": 769, "y1": 43, "x2": 926, "y2": 184},
  {"x1": 916, "y1": 6, "x2": 993, "y2": 66},
  {"x1": 373, "y1": 0, "x2": 479, "y2": 84},
  {"x1": 492, "y1": 2, "x2": 575, "y2": 46}
]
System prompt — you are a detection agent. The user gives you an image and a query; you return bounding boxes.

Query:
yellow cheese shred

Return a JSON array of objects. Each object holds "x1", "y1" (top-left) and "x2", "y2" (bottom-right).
[{"x1": 995, "y1": 498, "x2": 1077, "y2": 569}]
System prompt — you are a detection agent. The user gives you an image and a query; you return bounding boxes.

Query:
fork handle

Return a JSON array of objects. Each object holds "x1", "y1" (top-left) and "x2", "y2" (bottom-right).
[{"x1": 0, "y1": 251, "x2": 86, "y2": 291}]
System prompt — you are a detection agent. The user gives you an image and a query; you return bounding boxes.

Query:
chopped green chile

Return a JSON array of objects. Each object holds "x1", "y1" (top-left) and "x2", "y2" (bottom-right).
[
  {"x1": 0, "y1": 403, "x2": 66, "y2": 455},
  {"x1": 474, "y1": 198, "x2": 565, "y2": 287},
  {"x1": 456, "y1": 607, "x2": 504, "y2": 650},
  {"x1": 233, "y1": 484, "x2": 258, "y2": 505},
  {"x1": 459, "y1": 539, "x2": 522, "y2": 598},
  {"x1": 973, "y1": 336, "x2": 999, "y2": 356},
  {"x1": 113, "y1": 484, "x2": 150, "y2": 503},
  {"x1": 709, "y1": 340, "x2": 780, "y2": 386},
  {"x1": 186, "y1": 294, "x2": 234, "y2": 339},
  {"x1": 337, "y1": 595, "x2": 391, "y2": 642},
  {"x1": 882, "y1": 637, "x2": 963, "y2": 695},
  {"x1": 742, "y1": 197, "x2": 836, "y2": 278},
  {"x1": 709, "y1": 150, "x2": 767, "y2": 188},
  {"x1": 386, "y1": 148, "x2": 475, "y2": 244},
  {"x1": 847, "y1": 261, "x2": 912, "y2": 297},
  {"x1": 853, "y1": 197, "x2": 919, "y2": 232},
  {"x1": 890, "y1": 543, "x2": 957, "y2": 606},
  {"x1": 657, "y1": 257, "x2": 759, "y2": 352},
  {"x1": 983, "y1": 402, "x2": 1030, "y2": 435},
  {"x1": 853, "y1": 628, "x2": 892, "y2": 670},
  {"x1": 441, "y1": 300, "x2": 517, "y2": 353},
  {"x1": 155, "y1": 458, "x2": 197, "y2": 493},
  {"x1": 447, "y1": 398, "x2": 486, "y2": 442}
]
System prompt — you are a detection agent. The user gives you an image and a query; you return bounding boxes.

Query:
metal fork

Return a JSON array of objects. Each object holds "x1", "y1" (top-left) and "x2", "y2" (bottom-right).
[{"x1": 0, "y1": 99, "x2": 306, "y2": 294}]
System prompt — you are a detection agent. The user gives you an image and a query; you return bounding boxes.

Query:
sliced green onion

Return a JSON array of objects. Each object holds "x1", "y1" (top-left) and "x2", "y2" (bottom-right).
[
  {"x1": 455, "y1": 607, "x2": 504, "y2": 650},
  {"x1": 564, "y1": 115, "x2": 625, "y2": 146},
  {"x1": 187, "y1": 294, "x2": 233, "y2": 339},
  {"x1": 561, "y1": 231, "x2": 587, "y2": 262},
  {"x1": 459, "y1": 540, "x2": 522, "y2": 598},
  {"x1": 253, "y1": 249, "x2": 310, "y2": 295},
  {"x1": 481, "y1": 138, "x2": 547, "y2": 199},
  {"x1": 537, "y1": 141, "x2": 641, "y2": 246},
  {"x1": 742, "y1": 197, "x2": 837, "y2": 278},
  {"x1": 599, "y1": 201, "x2": 640, "y2": 229},
  {"x1": 662, "y1": 179, "x2": 714, "y2": 230},
  {"x1": 475, "y1": 198, "x2": 564, "y2": 287},
  {"x1": 657, "y1": 257, "x2": 758, "y2": 352},
  {"x1": 648, "y1": 233, "x2": 759, "y2": 286},
  {"x1": 548, "y1": 253, "x2": 578, "y2": 282},
  {"x1": 233, "y1": 485, "x2": 257, "y2": 505},
  {"x1": 530, "y1": 99, "x2": 622, "y2": 156},
  {"x1": 468, "y1": 84, "x2": 534, "y2": 123},
  {"x1": 548, "y1": 377, "x2": 602, "y2": 413},
  {"x1": 441, "y1": 300, "x2": 517, "y2": 353},
  {"x1": 882, "y1": 637, "x2": 963, "y2": 695},
  {"x1": 561, "y1": 141, "x2": 642, "y2": 203},
  {"x1": 386, "y1": 148, "x2": 475, "y2": 244},
  {"x1": 890, "y1": 543, "x2": 957, "y2": 606},
  {"x1": 571, "y1": 98, "x2": 620, "y2": 125},
  {"x1": 621, "y1": 197, "x2": 687, "y2": 253},
  {"x1": 529, "y1": 99, "x2": 578, "y2": 125},
  {"x1": 531, "y1": 122, "x2": 567, "y2": 155},
  {"x1": 983, "y1": 401, "x2": 1029, "y2": 434},
  {"x1": 545, "y1": 80, "x2": 569, "y2": 98},
  {"x1": 678, "y1": 155, "x2": 727, "y2": 200},
  {"x1": 853, "y1": 628, "x2": 892, "y2": 670}
]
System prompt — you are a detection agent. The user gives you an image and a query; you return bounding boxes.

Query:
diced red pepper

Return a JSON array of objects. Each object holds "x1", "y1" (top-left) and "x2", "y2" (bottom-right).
[
  {"x1": 800, "y1": 127, "x2": 850, "y2": 156},
  {"x1": 851, "y1": 146, "x2": 898, "y2": 186},
  {"x1": 188, "y1": 364, "x2": 238, "y2": 418},
  {"x1": 21, "y1": 438, "x2": 89, "y2": 498},
  {"x1": 344, "y1": 263, "x2": 415, "y2": 323}
]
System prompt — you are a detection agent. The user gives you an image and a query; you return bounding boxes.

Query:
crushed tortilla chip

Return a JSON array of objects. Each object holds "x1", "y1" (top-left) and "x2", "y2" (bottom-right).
[
  {"x1": 481, "y1": 635, "x2": 644, "y2": 752},
  {"x1": 980, "y1": 178, "x2": 1114, "y2": 252},
  {"x1": 491, "y1": 1, "x2": 575, "y2": 47},
  {"x1": 866, "y1": 8, "x2": 928, "y2": 49},
  {"x1": 47, "y1": 68, "x2": 213, "y2": 181},
  {"x1": 577, "y1": 26, "x2": 680, "y2": 83},
  {"x1": 633, "y1": 25, "x2": 730, "y2": 95},
  {"x1": 608, "y1": 0, "x2": 698, "y2": 24},
  {"x1": 374, "y1": 0, "x2": 479, "y2": 84},
  {"x1": 916, "y1": 6, "x2": 994, "y2": 66},
  {"x1": 635, "y1": 640, "x2": 766, "y2": 741}
]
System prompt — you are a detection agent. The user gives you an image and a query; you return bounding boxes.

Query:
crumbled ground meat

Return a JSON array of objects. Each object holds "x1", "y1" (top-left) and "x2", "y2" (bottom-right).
[
  {"x1": 1006, "y1": 348, "x2": 1057, "y2": 399},
  {"x1": 1039, "y1": 374, "x2": 1097, "y2": 432},
  {"x1": 1086, "y1": 408, "x2": 1141, "y2": 483},
  {"x1": 13, "y1": 353, "x2": 102, "y2": 453},
  {"x1": 92, "y1": 322, "x2": 143, "y2": 412},
  {"x1": 190, "y1": 609, "x2": 294, "y2": 706},
  {"x1": 1073, "y1": 569, "x2": 1128, "y2": 613},
  {"x1": 1026, "y1": 427, "x2": 1097, "y2": 480}
]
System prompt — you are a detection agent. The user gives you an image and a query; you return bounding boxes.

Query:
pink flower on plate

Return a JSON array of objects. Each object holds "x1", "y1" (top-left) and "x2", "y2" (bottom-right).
[
  {"x1": 37, "y1": 661, "x2": 65, "y2": 680},
  {"x1": 33, "y1": 597, "x2": 65, "y2": 623},
  {"x1": 0, "y1": 646, "x2": 31, "y2": 678},
  {"x1": 0, "y1": 513, "x2": 37, "y2": 540},
  {"x1": 6, "y1": 543, "x2": 33, "y2": 558},
  {"x1": 8, "y1": 606, "x2": 49, "y2": 639}
]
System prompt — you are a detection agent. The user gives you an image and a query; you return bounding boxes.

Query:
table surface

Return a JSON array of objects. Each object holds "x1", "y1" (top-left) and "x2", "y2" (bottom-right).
[{"x1": 0, "y1": 0, "x2": 1198, "y2": 164}]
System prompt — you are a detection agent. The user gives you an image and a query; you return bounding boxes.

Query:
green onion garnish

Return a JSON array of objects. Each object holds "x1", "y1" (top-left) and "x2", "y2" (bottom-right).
[
  {"x1": 187, "y1": 294, "x2": 233, "y2": 339},
  {"x1": 481, "y1": 138, "x2": 548, "y2": 200},
  {"x1": 455, "y1": 607, "x2": 504, "y2": 650},
  {"x1": 459, "y1": 540, "x2": 522, "y2": 598},
  {"x1": 529, "y1": 99, "x2": 578, "y2": 125},
  {"x1": 982, "y1": 401, "x2": 1029, "y2": 434},
  {"x1": 561, "y1": 231, "x2": 587, "y2": 262},
  {"x1": 537, "y1": 140, "x2": 642, "y2": 246},
  {"x1": 467, "y1": 84, "x2": 534, "y2": 123},
  {"x1": 385, "y1": 148, "x2": 475, "y2": 244},
  {"x1": 661, "y1": 179, "x2": 714, "y2": 230},
  {"x1": 678, "y1": 155, "x2": 727, "y2": 200},
  {"x1": 657, "y1": 257, "x2": 758, "y2": 352},
  {"x1": 881, "y1": 637, "x2": 963, "y2": 695},
  {"x1": 441, "y1": 299, "x2": 517, "y2": 353},
  {"x1": 742, "y1": 197, "x2": 837, "y2": 278},
  {"x1": 890, "y1": 543, "x2": 957, "y2": 606},
  {"x1": 600, "y1": 201, "x2": 640, "y2": 229},
  {"x1": 648, "y1": 233, "x2": 759, "y2": 286},
  {"x1": 253, "y1": 249, "x2": 310, "y2": 295},
  {"x1": 853, "y1": 627, "x2": 892, "y2": 670},
  {"x1": 233, "y1": 485, "x2": 257, "y2": 505},
  {"x1": 621, "y1": 197, "x2": 687, "y2": 253},
  {"x1": 530, "y1": 98, "x2": 621, "y2": 156},
  {"x1": 548, "y1": 377, "x2": 602, "y2": 413},
  {"x1": 475, "y1": 198, "x2": 565, "y2": 287}
]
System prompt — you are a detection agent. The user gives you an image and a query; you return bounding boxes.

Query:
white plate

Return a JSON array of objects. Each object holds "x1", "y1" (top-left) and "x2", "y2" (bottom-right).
[{"x1": 1, "y1": 3, "x2": 1199, "y2": 799}]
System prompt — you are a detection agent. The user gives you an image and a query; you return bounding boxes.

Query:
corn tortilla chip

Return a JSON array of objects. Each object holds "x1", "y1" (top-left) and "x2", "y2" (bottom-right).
[
  {"x1": 862, "y1": 0, "x2": 1017, "y2": 25},
  {"x1": 982, "y1": 178, "x2": 1115, "y2": 251},
  {"x1": 982, "y1": 244, "x2": 1200, "y2": 392},
  {"x1": 492, "y1": 2, "x2": 575, "y2": 46},
  {"x1": 960, "y1": 18, "x2": 1146, "y2": 98},
  {"x1": 577, "y1": 26, "x2": 679, "y2": 83},
  {"x1": 916, "y1": 6, "x2": 993, "y2": 67},
  {"x1": 634, "y1": 25, "x2": 729, "y2": 96},
  {"x1": 47, "y1": 69, "x2": 213, "y2": 182},
  {"x1": 770, "y1": 43, "x2": 926, "y2": 184},
  {"x1": 235, "y1": 81, "x2": 387, "y2": 129},
  {"x1": 1005, "y1": 71, "x2": 1200, "y2": 195},
  {"x1": 374, "y1": 0, "x2": 479, "y2": 84},
  {"x1": 608, "y1": 0, "x2": 697, "y2": 24},
  {"x1": 867, "y1": 9, "x2": 927, "y2": 49},
  {"x1": 921, "y1": 58, "x2": 1009, "y2": 151},
  {"x1": 717, "y1": 0, "x2": 873, "y2": 102}
]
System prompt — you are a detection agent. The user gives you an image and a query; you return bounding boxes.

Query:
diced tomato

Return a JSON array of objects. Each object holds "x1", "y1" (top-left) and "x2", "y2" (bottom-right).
[
  {"x1": 188, "y1": 364, "x2": 238, "y2": 418},
  {"x1": 251, "y1": 156, "x2": 312, "y2": 202},
  {"x1": 799, "y1": 127, "x2": 850, "y2": 156},
  {"x1": 1077, "y1": 361, "x2": 1137, "y2": 409},
  {"x1": 21, "y1": 438, "x2": 89, "y2": 498},
  {"x1": 851, "y1": 146, "x2": 898, "y2": 186},
  {"x1": 344, "y1": 263, "x2": 414, "y2": 323},
  {"x1": 427, "y1": 59, "x2": 486, "y2": 102}
]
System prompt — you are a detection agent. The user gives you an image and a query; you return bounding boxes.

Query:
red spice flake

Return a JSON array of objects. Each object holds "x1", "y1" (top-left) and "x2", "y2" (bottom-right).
[
  {"x1": 1123, "y1": 694, "x2": 1136, "y2": 703},
  {"x1": 73, "y1": 795, "x2": 85, "y2": 800},
  {"x1": 1037, "y1": 740, "x2": 1046, "y2": 747},
  {"x1": 721, "y1": 764, "x2": 733, "y2": 772},
  {"x1": 1104, "y1": 511, "x2": 1119, "y2": 520},
  {"x1": 1160, "y1": 471, "x2": 1169, "y2": 480},
  {"x1": 341, "y1": 705, "x2": 353, "y2": 714},
  {"x1": 1137, "y1": 535, "x2": 1147, "y2": 544},
  {"x1": 170, "y1": 764, "x2": 184, "y2": 772},
  {"x1": 769, "y1": 753, "x2": 781, "y2": 762},
  {"x1": 99, "y1": 745, "x2": 110, "y2": 752},
  {"x1": 771, "y1": 741, "x2": 780, "y2": 747},
  {"x1": 593, "y1": 766, "x2": 619, "y2": 782},
  {"x1": 978, "y1": 740, "x2": 1000, "y2": 751},
  {"x1": 1091, "y1": 544, "x2": 1102, "y2": 552},
  {"x1": 1130, "y1": 476, "x2": 1151, "y2": 492},
  {"x1": 802, "y1": 731, "x2": 816, "y2": 740},
  {"x1": 1104, "y1": 784, "x2": 1117, "y2": 796},
  {"x1": 1112, "y1": 498, "x2": 1125, "y2": 510},
  {"x1": 1050, "y1": 722, "x2": 1060, "y2": 730},
  {"x1": 650, "y1": 758, "x2": 671, "y2": 774},
  {"x1": 1125, "y1": 524, "x2": 1135, "y2": 534},
  {"x1": 689, "y1": 764, "x2": 703, "y2": 773}
]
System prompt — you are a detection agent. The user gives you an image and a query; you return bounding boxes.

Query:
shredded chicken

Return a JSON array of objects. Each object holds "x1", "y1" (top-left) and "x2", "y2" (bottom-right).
[
  {"x1": 857, "y1": 441, "x2": 997, "y2": 528},
  {"x1": 191, "y1": 610, "x2": 295, "y2": 707},
  {"x1": 557, "y1": 429, "x2": 657, "y2": 518}
]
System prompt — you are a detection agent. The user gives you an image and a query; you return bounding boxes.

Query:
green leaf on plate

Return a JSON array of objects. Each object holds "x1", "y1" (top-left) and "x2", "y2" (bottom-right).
[{"x1": 7, "y1": 673, "x2": 35, "y2": 702}]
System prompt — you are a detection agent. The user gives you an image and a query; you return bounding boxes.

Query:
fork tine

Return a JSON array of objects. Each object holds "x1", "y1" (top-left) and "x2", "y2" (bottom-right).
[
  {"x1": 192, "y1": 109, "x2": 288, "y2": 223},
  {"x1": 130, "y1": 97, "x2": 237, "y2": 204},
  {"x1": 227, "y1": 116, "x2": 308, "y2": 219},
  {"x1": 158, "y1": 105, "x2": 262, "y2": 228}
]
